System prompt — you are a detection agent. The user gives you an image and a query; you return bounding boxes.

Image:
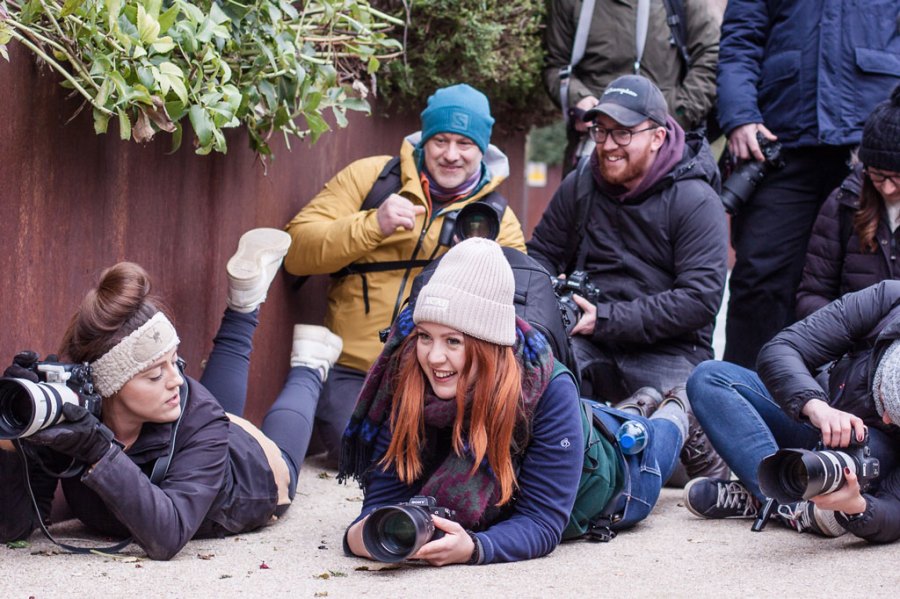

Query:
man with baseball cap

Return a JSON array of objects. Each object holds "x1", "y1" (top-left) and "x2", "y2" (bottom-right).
[{"x1": 528, "y1": 74, "x2": 729, "y2": 483}]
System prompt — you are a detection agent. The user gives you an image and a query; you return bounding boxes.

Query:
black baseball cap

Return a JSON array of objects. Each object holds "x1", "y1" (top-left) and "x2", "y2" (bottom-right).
[{"x1": 583, "y1": 75, "x2": 668, "y2": 127}]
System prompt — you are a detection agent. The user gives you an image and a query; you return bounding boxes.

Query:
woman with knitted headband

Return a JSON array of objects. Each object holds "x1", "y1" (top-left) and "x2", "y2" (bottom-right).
[
  {"x1": 684, "y1": 281, "x2": 900, "y2": 542},
  {"x1": 796, "y1": 84, "x2": 900, "y2": 319},
  {"x1": 0, "y1": 228, "x2": 342, "y2": 559}
]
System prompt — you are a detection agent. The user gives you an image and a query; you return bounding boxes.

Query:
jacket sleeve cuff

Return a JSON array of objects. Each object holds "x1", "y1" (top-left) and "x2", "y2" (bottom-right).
[
  {"x1": 783, "y1": 389, "x2": 828, "y2": 422},
  {"x1": 592, "y1": 302, "x2": 611, "y2": 337}
]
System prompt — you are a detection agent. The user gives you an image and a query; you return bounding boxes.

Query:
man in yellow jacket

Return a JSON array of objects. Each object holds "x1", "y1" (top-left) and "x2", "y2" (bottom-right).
[{"x1": 283, "y1": 84, "x2": 527, "y2": 465}]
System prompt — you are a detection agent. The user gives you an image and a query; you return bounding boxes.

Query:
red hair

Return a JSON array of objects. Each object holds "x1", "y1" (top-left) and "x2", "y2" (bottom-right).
[{"x1": 381, "y1": 333, "x2": 524, "y2": 505}]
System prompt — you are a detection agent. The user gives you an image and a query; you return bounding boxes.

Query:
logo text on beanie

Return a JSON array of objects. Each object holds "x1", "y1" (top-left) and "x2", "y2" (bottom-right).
[
  {"x1": 423, "y1": 296, "x2": 450, "y2": 308},
  {"x1": 451, "y1": 112, "x2": 470, "y2": 131}
]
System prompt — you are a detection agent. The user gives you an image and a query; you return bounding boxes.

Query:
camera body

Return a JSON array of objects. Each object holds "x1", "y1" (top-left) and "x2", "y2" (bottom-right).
[
  {"x1": 720, "y1": 132, "x2": 785, "y2": 216},
  {"x1": 362, "y1": 495, "x2": 456, "y2": 563},
  {"x1": 552, "y1": 270, "x2": 601, "y2": 334},
  {"x1": 757, "y1": 434, "x2": 880, "y2": 504},
  {"x1": 0, "y1": 358, "x2": 102, "y2": 440}
]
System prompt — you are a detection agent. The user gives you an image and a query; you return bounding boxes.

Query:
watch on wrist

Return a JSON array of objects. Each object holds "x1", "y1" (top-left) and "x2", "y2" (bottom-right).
[{"x1": 465, "y1": 530, "x2": 481, "y2": 565}]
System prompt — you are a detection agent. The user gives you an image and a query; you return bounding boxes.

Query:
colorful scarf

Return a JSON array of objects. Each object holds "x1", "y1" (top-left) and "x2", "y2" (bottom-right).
[{"x1": 338, "y1": 307, "x2": 555, "y2": 529}]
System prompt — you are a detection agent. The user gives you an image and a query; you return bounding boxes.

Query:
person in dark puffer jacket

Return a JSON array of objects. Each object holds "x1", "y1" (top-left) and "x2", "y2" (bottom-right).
[
  {"x1": 797, "y1": 86, "x2": 900, "y2": 319},
  {"x1": 683, "y1": 282, "x2": 900, "y2": 542}
]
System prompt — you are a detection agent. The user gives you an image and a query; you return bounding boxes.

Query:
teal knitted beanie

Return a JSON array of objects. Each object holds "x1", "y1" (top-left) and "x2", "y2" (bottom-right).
[{"x1": 420, "y1": 84, "x2": 494, "y2": 153}]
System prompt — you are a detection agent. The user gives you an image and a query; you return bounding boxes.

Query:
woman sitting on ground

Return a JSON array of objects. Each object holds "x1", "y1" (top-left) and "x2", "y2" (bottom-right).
[
  {"x1": 0, "y1": 228, "x2": 342, "y2": 560},
  {"x1": 796, "y1": 85, "x2": 900, "y2": 319}
]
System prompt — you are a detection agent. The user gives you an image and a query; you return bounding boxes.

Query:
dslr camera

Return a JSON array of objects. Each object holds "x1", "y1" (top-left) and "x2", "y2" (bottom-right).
[
  {"x1": 552, "y1": 271, "x2": 601, "y2": 334},
  {"x1": 720, "y1": 132, "x2": 785, "y2": 216},
  {"x1": 362, "y1": 495, "x2": 456, "y2": 563},
  {"x1": 0, "y1": 354, "x2": 101, "y2": 440},
  {"x1": 438, "y1": 195, "x2": 505, "y2": 247},
  {"x1": 757, "y1": 435, "x2": 880, "y2": 504}
]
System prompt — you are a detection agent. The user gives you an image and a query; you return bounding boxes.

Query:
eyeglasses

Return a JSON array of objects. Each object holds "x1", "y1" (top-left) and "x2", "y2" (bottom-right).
[
  {"x1": 588, "y1": 125, "x2": 659, "y2": 146},
  {"x1": 865, "y1": 168, "x2": 900, "y2": 186}
]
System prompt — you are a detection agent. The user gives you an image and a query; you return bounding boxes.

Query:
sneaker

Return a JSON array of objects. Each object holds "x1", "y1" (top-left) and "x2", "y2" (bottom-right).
[
  {"x1": 775, "y1": 501, "x2": 847, "y2": 537},
  {"x1": 613, "y1": 387, "x2": 663, "y2": 418},
  {"x1": 661, "y1": 386, "x2": 731, "y2": 480},
  {"x1": 684, "y1": 477, "x2": 760, "y2": 519},
  {"x1": 226, "y1": 228, "x2": 293, "y2": 313},
  {"x1": 291, "y1": 324, "x2": 343, "y2": 381}
]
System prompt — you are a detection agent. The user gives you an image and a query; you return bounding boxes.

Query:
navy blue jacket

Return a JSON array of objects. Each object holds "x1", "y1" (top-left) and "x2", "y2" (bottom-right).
[
  {"x1": 717, "y1": 0, "x2": 900, "y2": 147},
  {"x1": 350, "y1": 375, "x2": 583, "y2": 564},
  {"x1": 758, "y1": 281, "x2": 900, "y2": 542}
]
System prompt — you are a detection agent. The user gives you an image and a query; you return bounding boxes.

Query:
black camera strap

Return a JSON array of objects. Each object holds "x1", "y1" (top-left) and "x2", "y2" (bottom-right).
[{"x1": 16, "y1": 374, "x2": 190, "y2": 555}]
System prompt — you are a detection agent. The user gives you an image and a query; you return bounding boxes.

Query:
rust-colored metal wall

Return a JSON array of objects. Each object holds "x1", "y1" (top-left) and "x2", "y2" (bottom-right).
[{"x1": 0, "y1": 43, "x2": 526, "y2": 423}]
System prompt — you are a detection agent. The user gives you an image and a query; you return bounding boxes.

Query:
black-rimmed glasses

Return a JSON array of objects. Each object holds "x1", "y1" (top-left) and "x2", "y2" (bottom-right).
[
  {"x1": 865, "y1": 168, "x2": 900, "y2": 186},
  {"x1": 588, "y1": 125, "x2": 659, "y2": 146}
]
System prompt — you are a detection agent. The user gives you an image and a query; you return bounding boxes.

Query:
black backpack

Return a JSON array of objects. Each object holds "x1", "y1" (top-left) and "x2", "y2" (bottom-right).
[{"x1": 409, "y1": 247, "x2": 580, "y2": 385}]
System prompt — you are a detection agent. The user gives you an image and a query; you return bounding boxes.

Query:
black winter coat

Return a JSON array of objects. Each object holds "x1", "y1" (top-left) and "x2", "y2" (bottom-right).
[
  {"x1": 758, "y1": 281, "x2": 900, "y2": 543},
  {"x1": 527, "y1": 133, "x2": 728, "y2": 361},
  {"x1": 0, "y1": 378, "x2": 279, "y2": 559},
  {"x1": 796, "y1": 167, "x2": 900, "y2": 320}
]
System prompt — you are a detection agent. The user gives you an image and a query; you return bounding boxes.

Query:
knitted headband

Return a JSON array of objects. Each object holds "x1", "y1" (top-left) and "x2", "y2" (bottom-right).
[
  {"x1": 413, "y1": 238, "x2": 516, "y2": 346},
  {"x1": 872, "y1": 338, "x2": 900, "y2": 425},
  {"x1": 91, "y1": 312, "x2": 180, "y2": 397}
]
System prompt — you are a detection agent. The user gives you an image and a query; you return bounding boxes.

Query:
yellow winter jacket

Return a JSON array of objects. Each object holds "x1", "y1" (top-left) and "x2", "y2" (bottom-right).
[{"x1": 284, "y1": 134, "x2": 527, "y2": 372}]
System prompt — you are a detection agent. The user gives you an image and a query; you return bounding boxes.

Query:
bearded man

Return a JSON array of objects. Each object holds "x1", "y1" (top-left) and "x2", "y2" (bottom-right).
[{"x1": 527, "y1": 75, "x2": 729, "y2": 482}]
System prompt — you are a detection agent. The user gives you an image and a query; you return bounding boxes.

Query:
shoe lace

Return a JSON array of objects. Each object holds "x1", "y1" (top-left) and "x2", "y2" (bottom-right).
[
  {"x1": 775, "y1": 502, "x2": 811, "y2": 533},
  {"x1": 716, "y1": 482, "x2": 758, "y2": 517}
]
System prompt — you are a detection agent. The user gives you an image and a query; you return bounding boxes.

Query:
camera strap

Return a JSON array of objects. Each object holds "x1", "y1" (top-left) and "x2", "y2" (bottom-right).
[{"x1": 16, "y1": 373, "x2": 190, "y2": 555}]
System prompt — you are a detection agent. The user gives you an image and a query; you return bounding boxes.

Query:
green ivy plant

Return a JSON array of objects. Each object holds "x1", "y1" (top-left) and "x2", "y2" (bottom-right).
[
  {"x1": 0, "y1": 0, "x2": 403, "y2": 157},
  {"x1": 370, "y1": 0, "x2": 555, "y2": 132}
]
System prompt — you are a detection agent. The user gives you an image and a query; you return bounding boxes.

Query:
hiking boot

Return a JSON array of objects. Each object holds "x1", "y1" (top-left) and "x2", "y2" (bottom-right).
[
  {"x1": 661, "y1": 386, "x2": 731, "y2": 480},
  {"x1": 291, "y1": 324, "x2": 343, "y2": 382},
  {"x1": 775, "y1": 501, "x2": 847, "y2": 537},
  {"x1": 613, "y1": 387, "x2": 663, "y2": 418},
  {"x1": 683, "y1": 477, "x2": 760, "y2": 519},
  {"x1": 226, "y1": 228, "x2": 293, "y2": 313}
]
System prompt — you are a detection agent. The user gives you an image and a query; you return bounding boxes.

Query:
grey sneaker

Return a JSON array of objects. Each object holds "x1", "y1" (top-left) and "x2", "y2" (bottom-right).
[
  {"x1": 684, "y1": 477, "x2": 760, "y2": 519},
  {"x1": 776, "y1": 501, "x2": 847, "y2": 537},
  {"x1": 613, "y1": 387, "x2": 663, "y2": 418},
  {"x1": 226, "y1": 228, "x2": 293, "y2": 313},
  {"x1": 662, "y1": 386, "x2": 731, "y2": 480},
  {"x1": 291, "y1": 324, "x2": 343, "y2": 382}
]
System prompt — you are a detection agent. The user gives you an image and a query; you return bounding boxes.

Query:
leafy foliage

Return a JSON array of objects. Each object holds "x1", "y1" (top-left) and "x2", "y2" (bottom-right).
[
  {"x1": 0, "y1": 0, "x2": 403, "y2": 156},
  {"x1": 527, "y1": 121, "x2": 566, "y2": 165},
  {"x1": 370, "y1": 0, "x2": 555, "y2": 132}
]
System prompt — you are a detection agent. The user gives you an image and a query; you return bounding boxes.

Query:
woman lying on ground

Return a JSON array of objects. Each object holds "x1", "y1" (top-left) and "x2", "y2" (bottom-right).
[
  {"x1": 796, "y1": 85, "x2": 900, "y2": 319},
  {"x1": 0, "y1": 228, "x2": 342, "y2": 560},
  {"x1": 684, "y1": 281, "x2": 900, "y2": 542}
]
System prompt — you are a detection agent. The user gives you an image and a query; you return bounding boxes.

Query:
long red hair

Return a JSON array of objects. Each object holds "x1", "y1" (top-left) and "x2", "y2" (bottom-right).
[{"x1": 380, "y1": 332, "x2": 525, "y2": 505}]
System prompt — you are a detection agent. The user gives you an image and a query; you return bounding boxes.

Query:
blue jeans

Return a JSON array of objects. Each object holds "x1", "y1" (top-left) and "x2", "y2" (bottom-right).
[
  {"x1": 199, "y1": 308, "x2": 318, "y2": 499},
  {"x1": 590, "y1": 404, "x2": 684, "y2": 528},
  {"x1": 687, "y1": 360, "x2": 898, "y2": 502}
]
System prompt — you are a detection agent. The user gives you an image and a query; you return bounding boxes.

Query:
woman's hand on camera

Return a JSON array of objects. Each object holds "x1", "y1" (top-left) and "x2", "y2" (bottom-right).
[
  {"x1": 801, "y1": 399, "x2": 867, "y2": 448},
  {"x1": 810, "y1": 467, "x2": 867, "y2": 516},
  {"x1": 410, "y1": 515, "x2": 474, "y2": 566}
]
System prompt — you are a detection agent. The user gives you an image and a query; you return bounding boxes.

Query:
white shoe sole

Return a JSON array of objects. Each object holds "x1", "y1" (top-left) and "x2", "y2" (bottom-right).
[{"x1": 227, "y1": 228, "x2": 292, "y2": 285}]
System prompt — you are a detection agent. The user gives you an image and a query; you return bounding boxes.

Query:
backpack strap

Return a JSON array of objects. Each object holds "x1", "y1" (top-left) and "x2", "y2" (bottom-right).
[
  {"x1": 563, "y1": 156, "x2": 595, "y2": 273},
  {"x1": 560, "y1": 0, "x2": 597, "y2": 125},
  {"x1": 361, "y1": 156, "x2": 403, "y2": 211},
  {"x1": 660, "y1": 0, "x2": 690, "y2": 66}
]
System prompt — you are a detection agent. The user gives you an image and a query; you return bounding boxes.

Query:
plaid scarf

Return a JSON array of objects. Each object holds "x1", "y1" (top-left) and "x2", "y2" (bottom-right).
[{"x1": 338, "y1": 307, "x2": 555, "y2": 529}]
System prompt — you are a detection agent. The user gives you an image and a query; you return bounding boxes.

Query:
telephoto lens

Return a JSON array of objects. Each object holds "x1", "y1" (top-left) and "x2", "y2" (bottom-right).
[
  {"x1": 758, "y1": 445, "x2": 880, "y2": 504},
  {"x1": 362, "y1": 503, "x2": 443, "y2": 563},
  {"x1": 0, "y1": 377, "x2": 75, "y2": 439}
]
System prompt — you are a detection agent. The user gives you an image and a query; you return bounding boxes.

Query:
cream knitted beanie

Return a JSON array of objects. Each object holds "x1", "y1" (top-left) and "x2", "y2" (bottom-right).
[
  {"x1": 873, "y1": 338, "x2": 900, "y2": 425},
  {"x1": 413, "y1": 238, "x2": 516, "y2": 346}
]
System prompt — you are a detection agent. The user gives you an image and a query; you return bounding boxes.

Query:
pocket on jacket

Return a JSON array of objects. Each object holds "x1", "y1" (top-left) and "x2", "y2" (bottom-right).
[
  {"x1": 758, "y1": 51, "x2": 801, "y2": 124},
  {"x1": 759, "y1": 51, "x2": 800, "y2": 91}
]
